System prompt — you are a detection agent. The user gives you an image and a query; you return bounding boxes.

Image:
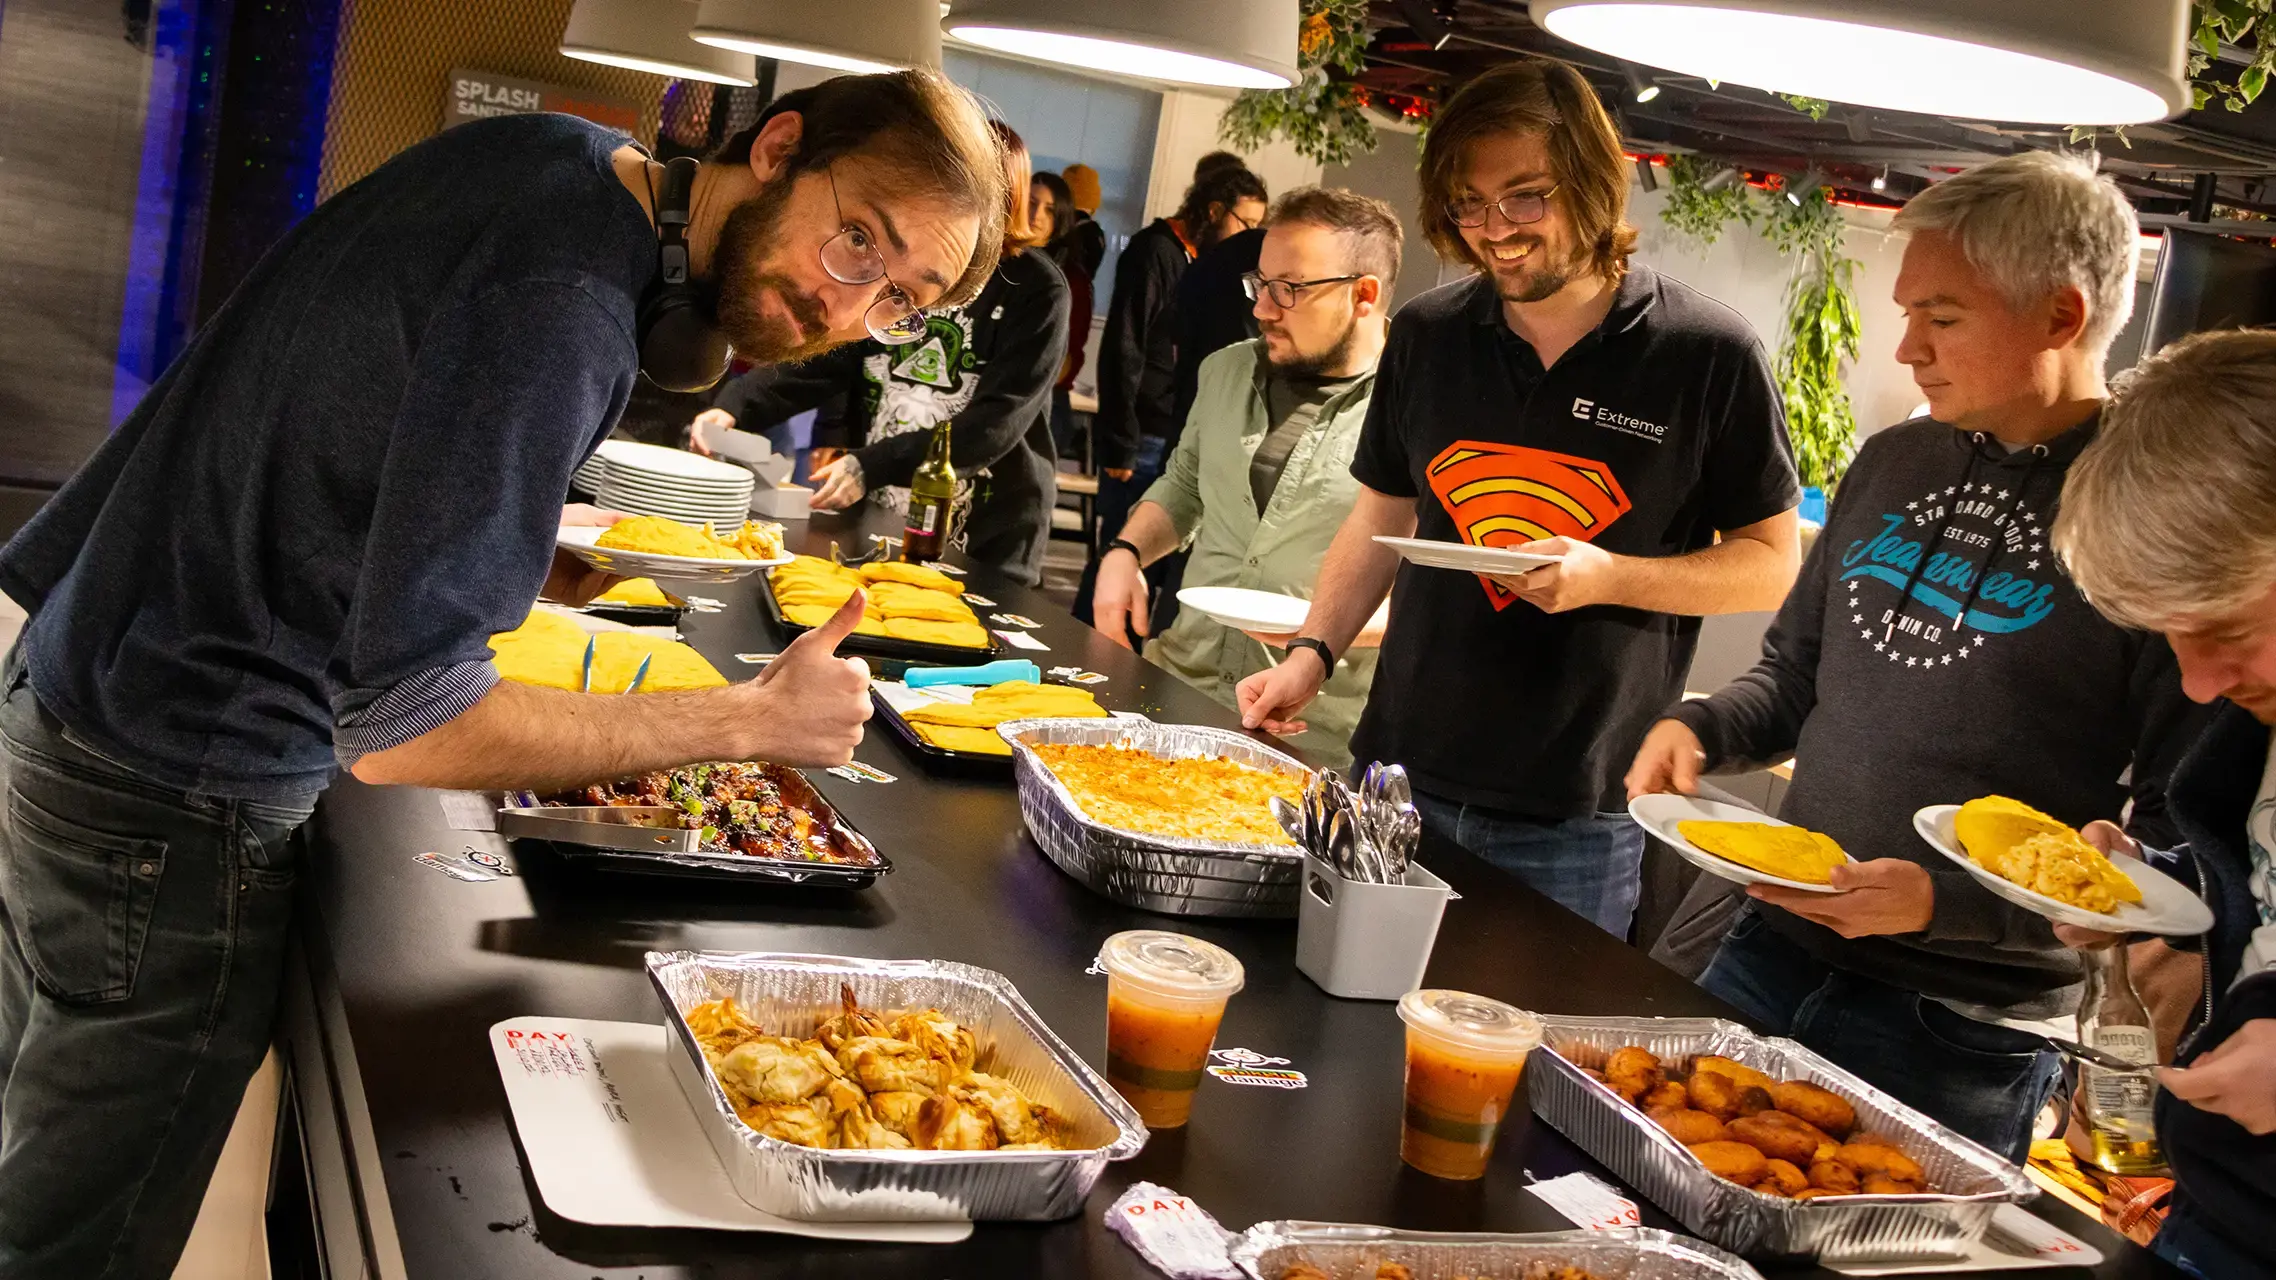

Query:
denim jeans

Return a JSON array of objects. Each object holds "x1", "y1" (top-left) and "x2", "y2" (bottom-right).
[
  {"x1": 1700, "y1": 907, "x2": 2062, "y2": 1162},
  {"x1": 0, "y1": 651, "x2": 313, "y2": 1278},
  {"x1": 1411, "y1": 791, "x2": 1645, "y2": 938},
  {"x1": 2153, "y1": 1195, "x2": 2268, "y2": 1279},
  {"x1": 1074, "y1": 433, "x2": 1171, "y2": 632}
]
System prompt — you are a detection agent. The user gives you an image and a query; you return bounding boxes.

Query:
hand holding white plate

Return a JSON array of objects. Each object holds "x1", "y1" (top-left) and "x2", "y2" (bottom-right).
[
  {"x1": 1628, "y1": 792, "x2": 1850, "y2": 894},
  {"x1": 1912, "y1": 805, "x2": 2213, "y2": 936},
  {"x1": 1374, "y1": 534, "x2": 1562, "y2": 576},
  {"x1": 556, "y1": 524, "x2": 791, "y2": 584}
]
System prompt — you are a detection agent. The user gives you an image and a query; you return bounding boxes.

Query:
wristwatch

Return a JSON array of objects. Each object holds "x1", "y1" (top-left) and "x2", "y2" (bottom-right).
[
  {"x1": 1105, "y1": 538, "x2": 1143, "y2": 565},
  {"x1": 1285, "y1": 637, "x2": 1336, "y2": 674}
]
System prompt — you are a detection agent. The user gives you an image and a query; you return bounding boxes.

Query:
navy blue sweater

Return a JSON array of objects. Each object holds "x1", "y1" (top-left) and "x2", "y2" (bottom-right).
[{"x1": 0, "y1": 114, "x2": 654, "y2": 800}]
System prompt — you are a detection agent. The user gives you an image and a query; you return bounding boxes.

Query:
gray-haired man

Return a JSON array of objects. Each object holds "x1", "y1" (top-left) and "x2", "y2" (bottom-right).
[{"x1": 1627, "y1": 151, "x2": 2207, "y2": 1158}]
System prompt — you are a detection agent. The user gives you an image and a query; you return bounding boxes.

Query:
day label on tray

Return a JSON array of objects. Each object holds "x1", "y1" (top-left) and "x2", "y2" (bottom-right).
[{"x1": 1525, "y1": 1171, "x2": 1642, "y2": 1231}]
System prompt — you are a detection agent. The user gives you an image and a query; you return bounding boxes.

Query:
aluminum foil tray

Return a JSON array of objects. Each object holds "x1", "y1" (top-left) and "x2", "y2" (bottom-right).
[
  {"x1": 1231, "y1": 1223, "x2": 1762, "y2": 1279},
  {"x1": 997, "y1": 717, "x2": 1311, "y2": 918},
  {"x1": 1529, "y1": 1015, "x2": 2036, "y2": 1263},
  {"x1": 499, "y1": 767, "x2": 888, "y2": 888},
  {"x1": 646, "y1": 950, "x2": 1146, "y2": 1222}
]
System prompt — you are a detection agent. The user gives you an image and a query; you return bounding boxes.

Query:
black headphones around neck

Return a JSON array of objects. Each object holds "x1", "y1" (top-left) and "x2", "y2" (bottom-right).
[{"x1": 635, "y1": 156, "x2": 732, "y2": 393}]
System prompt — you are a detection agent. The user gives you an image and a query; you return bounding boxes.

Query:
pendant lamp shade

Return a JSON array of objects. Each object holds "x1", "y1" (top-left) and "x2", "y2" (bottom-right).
[
  {"x1": 1531, "y1": 0, "x2": 2189, "y2": 125},
  {"x1": 693, "y1": 0, "x2": 941, "y2": 74},
  {"x1": 562, "y1": 0, "x2": 758, "y2": 85},
  {"x1": 944, "y1": 0, "x2": 1300, "y2": 90}
]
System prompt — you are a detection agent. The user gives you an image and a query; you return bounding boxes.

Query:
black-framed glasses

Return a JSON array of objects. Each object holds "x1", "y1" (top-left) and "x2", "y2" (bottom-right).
[
  {"x1": 1229, "y1": 207, "x2": 1263, "y2": 231},
  {"x1": 1241, "y1": 271, "x2": 1363, "y2": 308},
  {"x1": 822, "y1": 168, "x2": 928, "y2": 345},
  {"x1": 1447, "y1": 182, "x2": 1562, "y2": 228}
]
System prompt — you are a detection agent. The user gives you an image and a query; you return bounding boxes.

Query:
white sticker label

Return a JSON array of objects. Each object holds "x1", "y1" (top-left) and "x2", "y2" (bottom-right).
[
  {"x1": 996, "y1": 629, "x2": 1050, "y2": 651},
  {"x1": 1526, "y1": 1172, "x2": 1642, "y2": 1231}
]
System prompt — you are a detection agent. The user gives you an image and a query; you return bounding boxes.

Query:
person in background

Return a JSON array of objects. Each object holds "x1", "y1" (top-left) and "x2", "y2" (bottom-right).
[
  {"x1": 710, "y1": 121, "x2": 1070, "y2": 584},
  {"x1": 1081, "y1": 164, "x2": 1269, "y2": 629},
  {"x1": 1235, "y1": 60, "x2": 1800, "y2": 937},
  {"x1": 1089, "y1": 188, "x2": 1400, "y2": 767},
  {"x1": 1624, "y1": 152, "x2": 2204, "y2": 1159},
  {"x1": 1061, "y1": 162, "x2": 1108, "y2": 281},
  {"x1": 0, "y1": 70, "x2": 1004, "y2": 1278},
  {"x1": 1173, "y1": 224, "x2": 1267, "y2": 430},
  {"x1": 2052, "y1": 331, "x2": 2276, "y2": 1279},
  {"x1": 1031, "y1": 171, "x2": 1094, "y2": 461},
  {"x1": 1192, "y1": 149, "x2": 1250, "y2": 183}
]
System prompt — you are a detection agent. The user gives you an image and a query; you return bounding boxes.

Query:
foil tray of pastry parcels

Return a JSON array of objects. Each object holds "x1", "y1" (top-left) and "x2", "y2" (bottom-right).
[
  {"x1": 647, "y1": 950, "x2": 1146, "y2": 1222},
  {"x1": 998, "y1": 718, "x2": 1312, "y2": 918},
  {"x1": 1529, "y1": 1015, "x2": 2036, "y2": 1263},
  {"x1": 1232, "y1": 1223, "x2": 1762, "y2": 1280}
]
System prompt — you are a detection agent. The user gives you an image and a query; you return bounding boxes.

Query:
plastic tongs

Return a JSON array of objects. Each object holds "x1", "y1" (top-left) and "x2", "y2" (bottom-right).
[{"x1": 579, "y1": 635, "x2": 653, "y2": 694}]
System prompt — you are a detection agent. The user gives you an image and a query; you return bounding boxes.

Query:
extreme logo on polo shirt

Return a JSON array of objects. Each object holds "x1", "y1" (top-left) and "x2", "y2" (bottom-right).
[
  {"x1": 1839, "y1": 480, "x2": 2057, "y2": 670},
  {"x1": 1425, "y1": 441, "x2": 1632, "y2": 609}
]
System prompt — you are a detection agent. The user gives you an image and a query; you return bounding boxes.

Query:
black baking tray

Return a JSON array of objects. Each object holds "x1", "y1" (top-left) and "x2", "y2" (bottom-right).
[
  {"x1": 865, "y1": 659, "x2": 1111, "y2": 776},
  {"x1": 497, "y1": 766, "x2": 890, "y2": 887},
  {"x1": 574, "y1": 585, "x2": 688, "y2": 627},
  {"x1": 757, "y1": 567, "x2": 1001, "y2": 664}
]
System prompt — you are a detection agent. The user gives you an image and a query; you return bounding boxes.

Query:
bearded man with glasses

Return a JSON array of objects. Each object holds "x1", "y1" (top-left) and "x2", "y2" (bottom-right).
[
  {"x1": 1236, "y1": 60, "x2": 1801, "y2": 937},
  {"x1": 1087, "y1": 187, "x2": 1400, "y2": 767},
  {"x1": 0, "y1": 71, "x2": 1004, "y2": 1278}
]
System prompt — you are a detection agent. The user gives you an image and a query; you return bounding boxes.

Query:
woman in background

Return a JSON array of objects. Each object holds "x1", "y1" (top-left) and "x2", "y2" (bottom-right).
[{"x1": 1031, "y1": 171, "x2": 1093, "y2": 463}]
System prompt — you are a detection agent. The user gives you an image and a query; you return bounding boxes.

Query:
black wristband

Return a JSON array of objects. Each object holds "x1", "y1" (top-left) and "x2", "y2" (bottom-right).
[
  {"x1": 1285, "y1": 637, "x2": 1336, "y2": 674},
  {"x1": 1105, "y1": 538, "x2": 1143, "y2": 565}
]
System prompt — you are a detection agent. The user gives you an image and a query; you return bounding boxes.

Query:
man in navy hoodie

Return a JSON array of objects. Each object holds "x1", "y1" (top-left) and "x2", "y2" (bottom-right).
[
  {"x1": 1627, "y1": 152, "x2": 2204, "y2": 1159},
  {"x1": 2054, "y1": 328, "x2": 2276, "y2": 1279}
]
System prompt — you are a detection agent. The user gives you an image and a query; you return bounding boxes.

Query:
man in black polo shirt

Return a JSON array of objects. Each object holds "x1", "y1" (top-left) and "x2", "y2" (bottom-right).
[{"x1": 1238, "y1": 61, "x2": 1800, "y2": 937}]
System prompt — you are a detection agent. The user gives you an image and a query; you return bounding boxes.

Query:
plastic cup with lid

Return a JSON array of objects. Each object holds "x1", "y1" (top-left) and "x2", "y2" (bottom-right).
[
  {"x1": 1096, "y1": 931, "x2": 1246, "y2": 1129},
  {"x1": 1395, "y1": 988, "x2": 1544, "y2": 1180}
]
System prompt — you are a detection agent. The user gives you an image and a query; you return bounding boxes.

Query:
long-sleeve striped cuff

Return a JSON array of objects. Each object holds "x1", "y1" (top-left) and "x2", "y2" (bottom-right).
[{"x1": 334, "y1": 660, "x2": 499, "y2": 766}]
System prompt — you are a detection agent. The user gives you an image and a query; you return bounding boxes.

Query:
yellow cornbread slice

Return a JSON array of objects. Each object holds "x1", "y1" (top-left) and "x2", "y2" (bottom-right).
[
  {"x1": 883, "y1": 617, "x2": 991, "y2": 648},
  {"x1": 859, "y1": 560, "x2": 964, "y2": 594},
  {"x1": 1677, "y1": 820, "x2": 1848, "y2": 884},
  {"x1": 1956, "y1": 796, "x2": 2141, "y2": 912},
  {"x1": 593, "y1": 577, "x2": 675, "y2": 608},
  {"x1": 913, "y1": 723, "x2": 1014, "y2": 755}
]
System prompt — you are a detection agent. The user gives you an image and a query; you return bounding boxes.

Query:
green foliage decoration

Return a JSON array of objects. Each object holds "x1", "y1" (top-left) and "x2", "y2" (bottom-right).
[
  {"x1": 2190, "y1": 0, "x2": 2276, "y2": 111},
  {"x1": 1219, "y1": 0, "x2": 1379, "y2": 167}
]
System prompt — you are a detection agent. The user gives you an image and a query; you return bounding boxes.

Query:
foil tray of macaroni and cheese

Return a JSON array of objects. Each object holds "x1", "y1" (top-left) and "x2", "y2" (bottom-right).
[
  {"x1": 647, "y1": 950, "x2": 1147, "y2": 1222},
  {"x1": 1529, "y1": 1015, "x2": 2036, "y2": 1263},
  {"x1": 1229, "y1": 1223, "x2": 1762, "y2": 1280},
  {"x1": 997, "y1": 719, "x2": 1313, "y2": 919}
]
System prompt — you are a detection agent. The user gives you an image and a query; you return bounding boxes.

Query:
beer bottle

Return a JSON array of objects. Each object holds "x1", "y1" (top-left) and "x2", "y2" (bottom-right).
[
  {"x1": 2074, "y1": 944, "x2": 2166, "y2": 1174},
  {"x1": 902, "y1": 420, "x2": 955, "y2": 563}
]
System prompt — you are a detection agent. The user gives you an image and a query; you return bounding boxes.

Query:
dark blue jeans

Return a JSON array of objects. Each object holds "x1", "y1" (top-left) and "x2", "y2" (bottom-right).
[
  {"x1": 0, "y1": 653, "x2": 313, "y2": 1277},
  {"x1": 2153, "y1": 1194, "x2": 2269, "y2": 1279},
  {"x1": 1411, "y1": 791, "x2": 1645, "y2": 938},
  {"x1": 1074, "y1": 434, "x2": 1171, "y2": 633},
  {"x1": 1700, "y1": 907, "x2": 2061, "y2": 1163}
]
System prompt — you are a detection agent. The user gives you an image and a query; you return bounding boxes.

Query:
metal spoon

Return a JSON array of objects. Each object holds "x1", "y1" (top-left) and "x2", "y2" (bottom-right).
[{"x1": 1270, "y1": 795, "x2": 1306, "y2": 847}]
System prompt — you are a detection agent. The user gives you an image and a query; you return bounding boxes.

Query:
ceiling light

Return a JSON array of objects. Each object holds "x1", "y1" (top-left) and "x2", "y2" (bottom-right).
[
  {"x1": 943, "y1": 0, "x2": 1300, "y2": 90},
  {"x1": 1871, "y1": 165, "x2": 1888, "y2": 190},
  {"x1": 1622, "y1": 61, "x2": 1662, "y2": 103},
  {"x1": 693, "y1": 0, "x2": 940, "y2": 73},
  {"x1": 561, "y1": 0, "x2": 757, "y2": 85},
  {"x1": 1701, "y1": 166, "x2": 1742, "y2": 193},
  {"x1": 1531, "y1": 0, "x2": 2189, "y2": 126},
  {"x1": 1786, "y1": 170, "x2": 1822, "y2": 204},
  {"x1": 1636, "y1": 156, "x2": 1660, "y2": 191}
]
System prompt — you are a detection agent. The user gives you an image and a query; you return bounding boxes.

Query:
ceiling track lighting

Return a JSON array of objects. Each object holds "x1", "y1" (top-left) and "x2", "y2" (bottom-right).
[
  {"x1": 1701, "y1": 166, "x2": 1742, "y2": 194},
  {"x1": 1531, "y1": 0, "x2": 2190, "y2": 126},
  {"x1": 1636, "y1": 155, "x2": 1660, "y2": 191},
  {"x1": 943, "y1": 0, "x2": 1300, "y2": 89},
  {"x1": 1786, "y1": 169, "x2": 1823, "y2": 205},
  {"x1": 1621, "y1": 60, "x2": 1662, "y2": 103},
  {"x1": 1871, "y1": 164, "x2": 1889, "y2": 191},
  {"x1": 561, "y1": 0, "x2": 758, "y2": 85},
  {"x1": 1396, "y1": 0, "x2": 1455, "y2": 51},
  {"x1": 692, "y1": 0, "x2": 941, "y2": 73}
]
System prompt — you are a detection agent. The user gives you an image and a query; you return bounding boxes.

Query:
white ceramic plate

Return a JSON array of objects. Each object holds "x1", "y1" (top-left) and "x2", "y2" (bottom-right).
[
  {"x1": 1176, "y1": 586, "x2": 1310, "y2": 634},
  {"x1": 1628, "y1": 793, "x2": 1851, "y2": 894},
  {"x1": 596, "y1": 439, "x2": 754, "y2": 484},
  {"x1": 555, "y1": 523, "x2": 791, "y2": 583},
  {"x1": 1374, "y1": 535, "x2": 1562, "y2": 575},
  {"x1": 1912, "y1": 805, "x2": 2214, "y2": 936}
]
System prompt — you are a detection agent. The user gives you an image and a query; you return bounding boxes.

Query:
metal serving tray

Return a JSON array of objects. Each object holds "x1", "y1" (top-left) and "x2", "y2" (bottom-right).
[
  {"x1": 498, "y1": 767, "x2": 888, "y2": 888},
  {"x1": 1231, "y1": 1223, "x2": 1762, "y2": 1280},
  {"x1": 757, "y1": 565, "x2": 1000, "y2": 664},
  {"x1": 646, "y1": 950, "x2": 1147, "y2": 1221},
  {"x1": 999, "y1": 718, "x2": 1312, "y2": 918},
  {"x1": 1529, "y1": 1015, "x2": 2036, "y2": 1263}
]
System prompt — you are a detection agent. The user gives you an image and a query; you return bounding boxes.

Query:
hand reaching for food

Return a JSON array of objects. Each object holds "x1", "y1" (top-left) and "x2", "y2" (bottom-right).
[
  {"x1": 808, "y1": 455, "x2": 866, "y2": 511},
  {"x1": 1625, "y1": 718, "x2": 1706, "y2": 799}
]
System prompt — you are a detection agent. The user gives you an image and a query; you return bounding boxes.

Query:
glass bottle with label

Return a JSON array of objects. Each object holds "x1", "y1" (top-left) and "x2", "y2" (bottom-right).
[
  {"x1": 2075, "y1": 943, "x2": 2166, "y2": 1175},
  {"x1": 902, "y1": 421, "x2": 955, "y2": 563}
]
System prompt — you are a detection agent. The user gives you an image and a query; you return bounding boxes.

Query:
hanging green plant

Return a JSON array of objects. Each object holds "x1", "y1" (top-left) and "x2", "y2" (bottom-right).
[
  {"x1": 1659, "y1": 163, "x2": 1863, "y2": 490},
  {"x1": 1778, "y1": 93, "x2": 1832, "y2": 120},
  {"x1": 1218, "y1": 0, "x2": 1379, "y2": 167},
  {"x1": 2189, "y1": 0, "x2": 2276, "y2": 110}
]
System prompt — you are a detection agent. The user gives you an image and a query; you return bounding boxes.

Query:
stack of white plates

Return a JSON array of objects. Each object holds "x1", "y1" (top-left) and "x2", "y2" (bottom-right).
[{"x1": 594, "y1": 440, "x2": 754, "y2": 529}]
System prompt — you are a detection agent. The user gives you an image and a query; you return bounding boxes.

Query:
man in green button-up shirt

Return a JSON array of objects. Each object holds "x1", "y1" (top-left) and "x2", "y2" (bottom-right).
[{"x1": 1088, "y1": 188, "x2": 1402, "y2": 766}]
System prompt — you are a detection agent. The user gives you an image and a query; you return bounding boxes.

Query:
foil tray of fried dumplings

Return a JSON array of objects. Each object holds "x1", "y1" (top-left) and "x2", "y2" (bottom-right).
[
  {"x1": 997, "y1": 717, "x2": 1312, "y2": 918},
  {"x1": 1529, "y1": 1015, "x2": 2036, "y2": 1263},
  {"x1": 646, "y1": 950, "x2": 1147, "y2": 1222},
  {"x1": 1230, "y1": 1223, "x2": 1763, "y2": 1279}
]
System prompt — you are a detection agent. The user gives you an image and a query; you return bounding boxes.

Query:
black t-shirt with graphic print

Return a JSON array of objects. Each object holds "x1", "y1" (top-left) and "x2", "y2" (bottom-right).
[{"x1": 1348, "y1": 266, "x2": 1799, "y2": 818}]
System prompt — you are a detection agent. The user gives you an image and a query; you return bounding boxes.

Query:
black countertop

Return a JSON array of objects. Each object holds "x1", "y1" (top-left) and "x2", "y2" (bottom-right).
[{"x1": 278, "y1": 508, "x2": 2168, "y2": 1279}]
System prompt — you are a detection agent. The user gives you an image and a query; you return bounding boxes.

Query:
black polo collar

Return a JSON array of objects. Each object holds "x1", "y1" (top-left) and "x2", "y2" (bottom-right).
[{"x1": 1464, "y1": 261, "x2": 1661, "y2": 338}]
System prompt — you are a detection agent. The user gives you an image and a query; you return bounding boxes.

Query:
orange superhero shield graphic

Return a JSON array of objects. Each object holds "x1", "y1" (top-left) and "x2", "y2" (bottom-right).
[{"x1": 1425, "y1": 441, "x2": 1632, "y2": 609}]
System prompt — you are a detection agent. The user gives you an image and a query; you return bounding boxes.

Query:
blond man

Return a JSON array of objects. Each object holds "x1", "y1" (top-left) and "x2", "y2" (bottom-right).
[
  {"x1": 1238, "y1": 59, "x2": 1800, "y2": 935},
  {"x1": 2055, "y1": 329, "x2": 2276, "y2": 1279}
]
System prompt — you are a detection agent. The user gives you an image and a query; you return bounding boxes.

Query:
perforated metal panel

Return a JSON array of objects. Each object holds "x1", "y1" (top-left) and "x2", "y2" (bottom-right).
[{"x1": 318, "y1": 0, "x2": 668, "y2": 199}]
